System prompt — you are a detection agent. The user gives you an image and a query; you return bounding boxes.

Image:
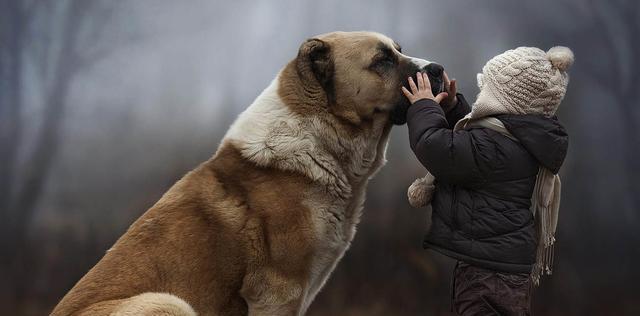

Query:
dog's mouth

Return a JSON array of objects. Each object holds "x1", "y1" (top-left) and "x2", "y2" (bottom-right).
[{"x1": 390, "y1": 65, "x2": 445, "y2": 125}]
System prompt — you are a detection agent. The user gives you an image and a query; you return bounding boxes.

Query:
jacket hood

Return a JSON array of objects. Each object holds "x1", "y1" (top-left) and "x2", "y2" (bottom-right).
[{"x1": 497, "y1": 114, "x2": 568, "y2": 174}]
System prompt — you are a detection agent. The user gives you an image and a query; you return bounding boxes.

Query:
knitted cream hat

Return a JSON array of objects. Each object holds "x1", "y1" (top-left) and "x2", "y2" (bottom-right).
[{"x1": 472, "y1": 46, "x2": 574, "y2": 119}]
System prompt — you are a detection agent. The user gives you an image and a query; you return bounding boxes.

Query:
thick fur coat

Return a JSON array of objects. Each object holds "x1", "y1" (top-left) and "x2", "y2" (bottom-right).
[{"x1": 52, "y1": 31, "x2": 433, "y2": 316}]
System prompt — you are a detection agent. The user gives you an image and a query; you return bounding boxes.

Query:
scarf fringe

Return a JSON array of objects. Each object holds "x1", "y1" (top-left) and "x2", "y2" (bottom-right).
[{"x1": 530, "y1": 167, "x2": 561, "y2": 286}]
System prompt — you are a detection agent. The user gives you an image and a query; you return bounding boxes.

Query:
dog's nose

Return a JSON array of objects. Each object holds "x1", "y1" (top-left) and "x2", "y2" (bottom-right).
[{"x1": 425, "y1": 63, "x2": 444, "y2": 78}]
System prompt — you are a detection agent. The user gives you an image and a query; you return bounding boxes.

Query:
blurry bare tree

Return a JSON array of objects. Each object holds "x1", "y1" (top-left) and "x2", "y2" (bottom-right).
[{"x1": 0, "y1": 0, "x2": 132, "y2": 307}]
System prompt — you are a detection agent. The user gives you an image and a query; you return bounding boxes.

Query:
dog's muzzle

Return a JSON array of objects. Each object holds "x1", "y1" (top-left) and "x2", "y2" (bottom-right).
[{"x1": 390, "y1": 62, "x2": 446, "y2": 125}]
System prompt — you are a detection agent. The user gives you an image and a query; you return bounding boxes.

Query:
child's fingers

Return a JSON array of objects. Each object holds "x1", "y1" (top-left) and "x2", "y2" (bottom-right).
[
  {"x1": 443, "y1": 72, "x2": 451, "y2": 90},
  {"x1": 434, "y1": 92, "x2": 449, "y2": 104},
  {"x1": 449, "y1": 79, "x2": 457, "y2": 95},
  {"x1": 416, "y1": 72, "x2": 425, "y2": 91},
  {"x1": 401, "y1": 86, "x2": 412, "y2": 99},
  {"x1": 408, "y1": 77, "x2": 418, "y2": 94},
  {"x1": 422, "y1": 72, "x2": 432, "y2": 92}
]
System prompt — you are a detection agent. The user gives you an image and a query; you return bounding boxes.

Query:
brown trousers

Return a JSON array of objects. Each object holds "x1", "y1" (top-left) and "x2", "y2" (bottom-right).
[{"x1": 452, "y1": 261, "x2": 532, "y2": 316}]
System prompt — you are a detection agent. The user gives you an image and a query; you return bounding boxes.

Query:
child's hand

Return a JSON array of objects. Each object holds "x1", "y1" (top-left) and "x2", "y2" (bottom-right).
[
  {"x1": 440, "y1": 72, "x2": 459, "y2": 112},
  {"x1": 441, "y1": 72, "x2": 458, "y2": 108},
  {"x1": 401, "y1": 72, "x2": 448, "y2": 105}
]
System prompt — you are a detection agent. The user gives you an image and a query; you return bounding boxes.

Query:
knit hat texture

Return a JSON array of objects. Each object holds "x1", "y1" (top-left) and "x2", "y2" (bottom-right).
[{"x1": 472, "y1": 46, "x2": 574, "y2": 118}]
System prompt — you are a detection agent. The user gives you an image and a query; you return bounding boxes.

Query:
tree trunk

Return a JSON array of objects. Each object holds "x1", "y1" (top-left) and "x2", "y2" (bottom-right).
[
  {"x1": 0, "y1": 0, "x2": 25, "y2": 304},
  {"x1": 7, "y1": 1, "x2": 84, "y2": 308}
]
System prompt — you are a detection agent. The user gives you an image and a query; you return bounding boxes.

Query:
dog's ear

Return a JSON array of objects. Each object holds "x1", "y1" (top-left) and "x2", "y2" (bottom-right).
[{"x1": 296, "y1": 38, "x2": 335, "y2": 103}]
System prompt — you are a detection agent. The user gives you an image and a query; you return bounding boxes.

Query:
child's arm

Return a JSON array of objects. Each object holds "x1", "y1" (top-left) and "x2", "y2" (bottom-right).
[
  {"x1": 402, "y1": 73, "x2": 484, "y2": 184},
  {"x1": 444, "y1": 94, "x2": 470, "y2": 128}
]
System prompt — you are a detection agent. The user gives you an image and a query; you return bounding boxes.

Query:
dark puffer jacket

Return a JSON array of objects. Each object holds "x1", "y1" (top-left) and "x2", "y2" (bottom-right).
[{"x1": 406, "y1": 94, "x2": 568, "y2": 273}]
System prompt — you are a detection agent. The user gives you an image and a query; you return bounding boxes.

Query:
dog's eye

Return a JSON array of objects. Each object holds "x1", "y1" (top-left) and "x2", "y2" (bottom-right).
[{"x1": 375, "y1": 56, "x2": 395, "y2": 67}]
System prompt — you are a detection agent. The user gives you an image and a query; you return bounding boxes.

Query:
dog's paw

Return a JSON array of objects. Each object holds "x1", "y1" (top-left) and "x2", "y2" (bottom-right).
[{"x1": 407, "y1": 174, "x2": 436, "y2": 208}]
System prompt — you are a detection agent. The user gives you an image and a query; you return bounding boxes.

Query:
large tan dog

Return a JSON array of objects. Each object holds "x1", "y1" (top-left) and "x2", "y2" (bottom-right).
[{"x1": 52, "y1": 31, "x2": 444, "y2": 316}]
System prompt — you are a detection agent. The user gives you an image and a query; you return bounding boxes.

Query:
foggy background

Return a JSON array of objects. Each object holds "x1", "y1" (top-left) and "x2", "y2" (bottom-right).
[{"x1": 1, "y1": 0, "x2": 639, "y2": 315}]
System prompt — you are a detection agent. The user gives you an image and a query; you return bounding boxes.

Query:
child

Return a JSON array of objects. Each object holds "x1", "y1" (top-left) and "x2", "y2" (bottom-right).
[{"x1": 401, "y1": 46, "x2": 573, "y2": 315}]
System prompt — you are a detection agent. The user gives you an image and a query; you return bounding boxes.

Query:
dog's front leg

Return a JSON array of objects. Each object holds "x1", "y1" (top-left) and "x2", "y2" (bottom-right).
[{"x1": 240, "y1": 268, "x2": 307, "y2": 316}]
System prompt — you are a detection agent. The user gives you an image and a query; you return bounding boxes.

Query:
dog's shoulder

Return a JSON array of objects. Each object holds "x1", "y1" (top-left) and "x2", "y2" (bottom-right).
[{"x1": 222, "y1": 74, "x2": 352, "y2": 199}]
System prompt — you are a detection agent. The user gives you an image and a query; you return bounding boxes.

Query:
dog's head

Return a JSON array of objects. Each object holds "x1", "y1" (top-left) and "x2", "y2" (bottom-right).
[{"x1": 294, "y1": 31, "x2": 444, "y2": 126}]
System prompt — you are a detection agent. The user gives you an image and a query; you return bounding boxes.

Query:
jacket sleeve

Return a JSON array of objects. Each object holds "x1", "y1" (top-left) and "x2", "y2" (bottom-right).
[
  {"x1": 406, "y1": 98, "x2": 486, "y2": 185},
  {"x1": 444, "y1": 93, "x2": 471, "y2": 128}
]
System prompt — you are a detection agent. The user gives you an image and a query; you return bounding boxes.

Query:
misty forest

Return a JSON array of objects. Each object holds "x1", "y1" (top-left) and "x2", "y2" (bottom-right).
[{"x1": 1, "y1": 0, "x2": 639, "y2": 315}]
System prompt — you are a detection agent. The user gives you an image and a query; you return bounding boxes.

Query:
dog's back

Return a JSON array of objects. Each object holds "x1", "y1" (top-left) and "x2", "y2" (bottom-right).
[{"x1": 52, "y1": 150, "x2": 246, "y2": 315}]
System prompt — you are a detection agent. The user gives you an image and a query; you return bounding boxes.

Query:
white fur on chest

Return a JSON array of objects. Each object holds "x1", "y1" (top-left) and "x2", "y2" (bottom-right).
[{"x1": 300, "y1": 132, "x2": 390, "y2": 313}]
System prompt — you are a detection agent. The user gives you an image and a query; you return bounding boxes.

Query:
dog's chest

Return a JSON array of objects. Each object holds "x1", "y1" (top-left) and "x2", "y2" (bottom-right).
[
  {"x1": 308, "y1": 132, "x2": 388, "y2": 250},
  {"x1": 299, "y1": 181, "x2": 371, "y2": 305}
]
